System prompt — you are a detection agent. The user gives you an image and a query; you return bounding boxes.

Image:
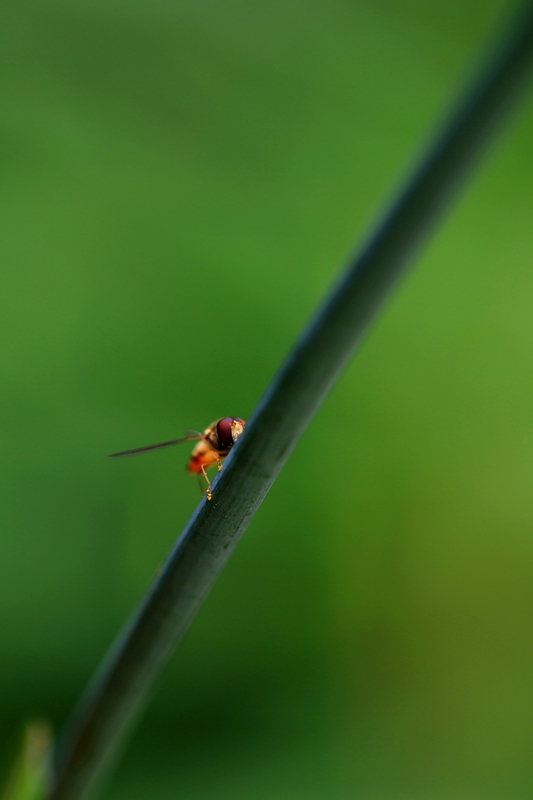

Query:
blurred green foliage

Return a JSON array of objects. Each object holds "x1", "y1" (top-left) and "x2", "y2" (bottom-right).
[
  {"x1": 1, "y1": 723, "x2": 51, "y2": 800},
  {"x1": 1, "y1": 0, "x2": 533, "y2": 798}
]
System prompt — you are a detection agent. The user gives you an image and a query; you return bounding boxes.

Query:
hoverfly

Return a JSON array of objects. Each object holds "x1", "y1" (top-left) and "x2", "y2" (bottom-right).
[{"x1": 109, "y1": 417, "x2": 246, "y2": 500}]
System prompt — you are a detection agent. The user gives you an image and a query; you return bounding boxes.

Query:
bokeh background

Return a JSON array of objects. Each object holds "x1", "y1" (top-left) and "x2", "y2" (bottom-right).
[{"x1": 1, "y1": 0, "x2": 533, "y2": 798}]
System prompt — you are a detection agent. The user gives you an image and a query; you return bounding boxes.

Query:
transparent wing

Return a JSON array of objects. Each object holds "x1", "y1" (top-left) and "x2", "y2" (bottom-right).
[{"x1": 108, "y1": 434, "x2": 204, "y2": 458}]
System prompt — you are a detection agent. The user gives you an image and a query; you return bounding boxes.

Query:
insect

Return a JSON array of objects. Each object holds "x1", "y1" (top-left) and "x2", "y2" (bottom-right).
[{"x1": 109, "y1": 417, "x2": 246, "y2": 500}]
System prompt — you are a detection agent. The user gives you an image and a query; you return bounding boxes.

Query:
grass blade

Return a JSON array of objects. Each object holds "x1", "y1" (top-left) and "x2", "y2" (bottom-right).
[
  {"x1": 47, "y1": 4, "x2": 533, "y2": 799},
  {"x1": 2, "y1": 723, "x2": 52, "y2": 800}
]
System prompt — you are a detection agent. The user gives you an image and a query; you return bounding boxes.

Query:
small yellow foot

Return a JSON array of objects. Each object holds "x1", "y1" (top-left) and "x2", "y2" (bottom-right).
[{"x1": 207, "y1": 490, "x2": 212, "y2": 501}]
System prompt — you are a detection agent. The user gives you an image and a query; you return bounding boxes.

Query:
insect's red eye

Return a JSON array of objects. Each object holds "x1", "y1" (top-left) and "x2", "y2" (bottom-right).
[{"x1": 216, "y1": 418, "x2": 234, "y2": 450}]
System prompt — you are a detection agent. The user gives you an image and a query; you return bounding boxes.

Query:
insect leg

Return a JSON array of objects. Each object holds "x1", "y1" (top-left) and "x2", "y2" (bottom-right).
[{"x1": 201, "y1": 464, "x2": 213, "y2": 501}]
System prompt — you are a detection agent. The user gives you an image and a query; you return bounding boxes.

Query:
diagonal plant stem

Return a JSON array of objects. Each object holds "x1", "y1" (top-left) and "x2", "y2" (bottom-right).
[{"x1": 47, "y1": 5, "x2": 533, "y2": 800}]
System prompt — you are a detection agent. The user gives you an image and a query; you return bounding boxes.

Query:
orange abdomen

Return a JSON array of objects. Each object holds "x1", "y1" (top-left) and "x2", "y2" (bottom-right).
[{"x1": 188, "y1": 447, "x2": 219, "y2": 475}]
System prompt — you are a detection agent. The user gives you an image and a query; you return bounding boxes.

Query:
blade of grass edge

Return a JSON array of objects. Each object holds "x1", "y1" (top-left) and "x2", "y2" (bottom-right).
[{"x1": 47, "y1": 4, "x2": 533, "y2": 800}]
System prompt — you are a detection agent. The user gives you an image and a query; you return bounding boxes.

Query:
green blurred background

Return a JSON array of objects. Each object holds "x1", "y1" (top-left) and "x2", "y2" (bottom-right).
[{"x1": 1, "y1": 0, "x2": 533, "y2": 798}]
